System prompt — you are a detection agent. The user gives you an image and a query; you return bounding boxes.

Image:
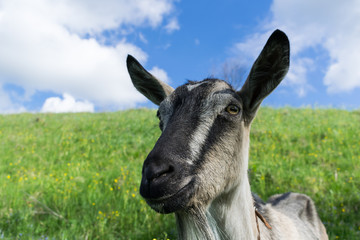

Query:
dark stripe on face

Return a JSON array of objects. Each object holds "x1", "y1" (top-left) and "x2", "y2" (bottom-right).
[
  {"x1": 192, "y1": 113, "x2": 237, "y2": 171},
  {"x1": 156, "y1": 79, "x2": 237, "y2": 166},
  {"x1": 155, "y1": 83, "x2": 212, "y2": 162}
]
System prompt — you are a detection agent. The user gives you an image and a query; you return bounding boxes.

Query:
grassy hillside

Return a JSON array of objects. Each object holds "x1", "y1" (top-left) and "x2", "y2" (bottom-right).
[{"x1": 0, "y1": 108, "x2": 359, "y2": 239}]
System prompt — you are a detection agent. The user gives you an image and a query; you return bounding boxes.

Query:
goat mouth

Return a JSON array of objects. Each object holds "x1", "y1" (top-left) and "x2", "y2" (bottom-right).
[{"x1": 145, "y1": 178, "x2": 195, "y2": 214}]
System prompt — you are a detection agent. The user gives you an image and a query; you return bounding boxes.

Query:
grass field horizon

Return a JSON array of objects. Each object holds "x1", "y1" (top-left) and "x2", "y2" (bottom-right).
[{"x1": 1, "y1": 107, "x2": 359, "y2": 239}]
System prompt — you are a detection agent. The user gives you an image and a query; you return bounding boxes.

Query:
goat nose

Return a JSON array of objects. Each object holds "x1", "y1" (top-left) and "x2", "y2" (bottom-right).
[{"x1": 144, "y1": 162, "x2": 175, "y2": 183}]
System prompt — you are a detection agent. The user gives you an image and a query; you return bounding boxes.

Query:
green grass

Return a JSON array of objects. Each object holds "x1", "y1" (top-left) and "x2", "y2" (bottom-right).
[{"x1": 0, "y1": 108, "x2": 359, "y2": 239}]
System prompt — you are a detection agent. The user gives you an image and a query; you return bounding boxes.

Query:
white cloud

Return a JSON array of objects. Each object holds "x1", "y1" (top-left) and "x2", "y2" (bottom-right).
[
  {"x1": 233, "y1": 32, "x2": 269, "y2": 60},
  {"x1": 231, "y1": 0, "x2": 360, "y2": 95},
  {"x1": 3, "y1": 0, "x2": 175, "y2": 36},
  {"x1": 149, "y1": 66, "x2": 170, "y2": 83},
  {"x1": 270, "y1": 0, "x2": 360, "y2": 94},
  {"x1": 0, "y1": 84, "x2": 27, "y2": 114},
  {"x1": 0, "y1": 0, "x2": 177, "y2": 112},
  {"x1": 283, "y1": 57, "x2": 314, "y2": 97},
  {"x1": 41, "y1": 93, "x2": 94, "y2": 113},
  {"x1": 164, "y1": 18, "x2": 180, "y2": 33},
  {"x1": 139, "y1": 33, "x2": 148, "y2": 44},
  {"x1": 323, "y1": 34, "x2": 360, "y2": 93}
]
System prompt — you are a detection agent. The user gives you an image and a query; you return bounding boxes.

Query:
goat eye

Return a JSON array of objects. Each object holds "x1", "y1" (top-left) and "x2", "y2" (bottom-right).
[{"x1": 226, "y1": 105, "x2": 240, "y2": 115}]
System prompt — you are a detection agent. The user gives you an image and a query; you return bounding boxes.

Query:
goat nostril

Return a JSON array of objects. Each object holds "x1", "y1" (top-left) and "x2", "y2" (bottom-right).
[
  {"x1": 159, "y1": 166, "x2": 174, "y2": 178},
  {"x1": 147, "y1": 165, "x2": 174, "y2": 182}
]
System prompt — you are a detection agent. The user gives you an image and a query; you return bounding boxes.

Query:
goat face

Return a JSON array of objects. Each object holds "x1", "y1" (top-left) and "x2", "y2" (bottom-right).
[
  {"x1": 127, "y1": 30, "x2": 290, "y2": 214},
  {"x1": 141, "y1": 79, "x2": 247, "y2": 213}
]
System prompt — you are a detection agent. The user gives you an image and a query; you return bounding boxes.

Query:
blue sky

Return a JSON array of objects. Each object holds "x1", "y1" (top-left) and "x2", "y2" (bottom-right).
[{"x1": 0, "y1": 0, "x2": 360, "y2": 113}]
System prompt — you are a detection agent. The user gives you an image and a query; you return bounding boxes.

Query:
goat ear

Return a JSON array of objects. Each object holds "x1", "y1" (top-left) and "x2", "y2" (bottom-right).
[
  {"x1": 127, "y1": 55, "x2": 174, "y2": 105},
  {"x1": 238, "y1": 30, "x2": 289, "y2": 121}
]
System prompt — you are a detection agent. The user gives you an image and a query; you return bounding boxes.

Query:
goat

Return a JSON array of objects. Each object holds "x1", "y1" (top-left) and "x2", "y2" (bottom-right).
[{"x1": 126, "y1": 29, "x2": 328, "y2": 240}]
